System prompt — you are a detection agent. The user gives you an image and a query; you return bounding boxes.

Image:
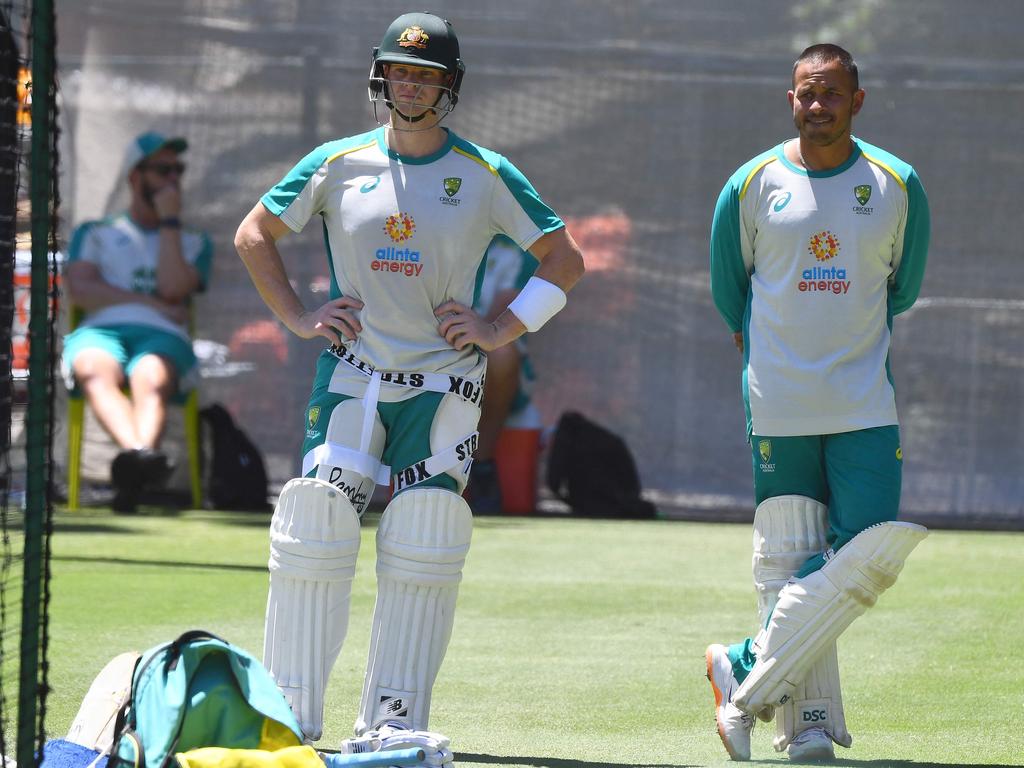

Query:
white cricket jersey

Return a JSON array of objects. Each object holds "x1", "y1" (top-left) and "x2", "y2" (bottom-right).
[
  {"x1": 67, "y1": 212, "x2": 213, "y2": 339},
  {"x1": 261, "y1": 127, "x2": 563, "y2": 400},
  {"x1": 710, "y1": 137, "x2": 930, "y2": 437}
]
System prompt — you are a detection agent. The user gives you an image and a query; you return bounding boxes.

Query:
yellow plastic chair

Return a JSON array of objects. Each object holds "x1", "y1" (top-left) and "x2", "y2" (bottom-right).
[{"x1": 65, "y1": 307, "x2": 202, "y2": 510}]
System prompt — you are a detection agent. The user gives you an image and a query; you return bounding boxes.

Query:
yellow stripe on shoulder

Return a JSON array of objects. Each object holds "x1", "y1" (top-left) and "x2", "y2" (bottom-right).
[
  {"x1": 453, "y1": 146, "x2": 498, "y2": 175},
  {"x1": 862, "y1": 152, "x2": 907, "y2": 192},
  {"x1": 739, "y1": 156, "x2": 778, "y2": 201},
  {"x1": 326, "y1": 141, "x2": 377, "y2": 165}
]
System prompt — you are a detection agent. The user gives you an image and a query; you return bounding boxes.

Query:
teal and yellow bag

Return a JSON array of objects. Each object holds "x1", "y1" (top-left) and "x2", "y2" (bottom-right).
[{"x1": 110, "y1": 630, "x2": 302, "y2": 768}]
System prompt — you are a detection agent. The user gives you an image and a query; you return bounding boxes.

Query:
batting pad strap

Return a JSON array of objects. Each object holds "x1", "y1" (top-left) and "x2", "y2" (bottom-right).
[
  {"x1": 507, "y1": 276, "x2": 567, "y2": 332},
  {"x1": 391, "y1": 431, "x2": 478, "y2": 494},
  {"x1": 734, "y1": 521, "x2": 928, "y2": 715},
  {"x1": 328, "y1": 344, "x2": 484, "y2": 405},
  {"x1": 303, "y1": 441, "x2": 392, "y2": 486}
]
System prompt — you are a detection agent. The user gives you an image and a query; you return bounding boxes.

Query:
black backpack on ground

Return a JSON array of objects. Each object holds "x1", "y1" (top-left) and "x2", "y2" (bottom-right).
[
  {"x1": 200, "y1": 403, "x2": 269, "y2": 511},
  {"x1": 546, "y1": 411, "x2": 658, "y2": 519}
]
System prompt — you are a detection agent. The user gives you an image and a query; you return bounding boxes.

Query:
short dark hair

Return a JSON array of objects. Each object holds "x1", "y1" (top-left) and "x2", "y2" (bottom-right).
[{"x1": 793, "y1": 44, "x2": 859, "y2": 91}]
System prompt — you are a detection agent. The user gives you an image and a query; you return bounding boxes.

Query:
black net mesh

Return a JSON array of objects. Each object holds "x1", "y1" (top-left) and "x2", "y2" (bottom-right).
[{"x1": 55, "y1": 0, "x2": 1024, "y2": 526}]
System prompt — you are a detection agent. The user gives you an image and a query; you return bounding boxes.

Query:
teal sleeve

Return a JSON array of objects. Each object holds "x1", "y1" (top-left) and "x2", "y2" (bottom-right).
[
  {"x1": 889, "y1": 170, "x2": 930, "y2": 315},
  {"x1": 193, "y1": 233, "x2": 214, "y2": 292},
  {"x1": 66, "y1": 221, "x2": 98, "y2": 263},
  {"x1": 258, "y1": 139, "x2": 352, "y2": 226},
  {"x1": 496, "y1": 156, "x2": 564, "y2": 234},
  {"x1": 710, "y1": 181, "x2": 750, "y2": 333}
]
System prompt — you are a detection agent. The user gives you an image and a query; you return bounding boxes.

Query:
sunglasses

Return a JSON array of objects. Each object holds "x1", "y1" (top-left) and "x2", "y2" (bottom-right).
[{"x1": 141, "y1": 161, "x2": 186, "y2": 177}]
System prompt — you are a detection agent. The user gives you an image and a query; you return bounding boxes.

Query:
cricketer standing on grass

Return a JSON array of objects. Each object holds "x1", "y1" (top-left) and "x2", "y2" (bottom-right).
[
  {"x1": 706, "y1": 44, "x2": 930, "y2": 762},
  {"x1": 233, "y1": 11, "x2": 584, "y2": 767}
]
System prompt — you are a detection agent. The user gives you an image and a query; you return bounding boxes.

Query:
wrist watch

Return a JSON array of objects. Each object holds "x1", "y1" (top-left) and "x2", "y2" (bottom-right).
[{"x1": 158, "y1": 217, "x2": 182, "y2": 229}]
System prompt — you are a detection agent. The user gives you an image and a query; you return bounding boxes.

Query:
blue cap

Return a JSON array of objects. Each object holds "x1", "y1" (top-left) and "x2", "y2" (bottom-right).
[{"x1": 124, "y1": 131, "x2": 188, "y2": 175}]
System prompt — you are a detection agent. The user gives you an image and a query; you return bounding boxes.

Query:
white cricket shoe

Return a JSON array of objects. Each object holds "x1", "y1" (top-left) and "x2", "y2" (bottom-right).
[
  {"x1": 788, "y1": 727, "x2": 835, "y2": 761},
  {"x1": 706, "y1": 644, "x2": 754, "y2": 761}
]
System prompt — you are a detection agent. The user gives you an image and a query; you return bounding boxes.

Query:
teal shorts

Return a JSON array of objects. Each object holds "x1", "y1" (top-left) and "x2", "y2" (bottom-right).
[
  {"x1": 302, "y1": 391, "x2": 462, "y2": 495},
  {"x1": 63, "y1": 324, "x2": 197, "y2": 392},
  {"x1": 751, "y1": 425, "x2": 902, "y2": 575}
]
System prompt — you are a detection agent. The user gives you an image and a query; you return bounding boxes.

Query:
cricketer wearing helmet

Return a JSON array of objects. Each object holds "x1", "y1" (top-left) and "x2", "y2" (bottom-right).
[
  {"x1": 704, "y1": 44, "x2": 930, "y2": 762},
  {"x1": 234, "y1": 12, "x2": 584, "y2": 766}
]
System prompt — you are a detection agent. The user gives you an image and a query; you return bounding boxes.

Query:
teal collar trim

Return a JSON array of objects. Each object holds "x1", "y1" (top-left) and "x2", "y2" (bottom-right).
[
  {"x1": 376, "y1": 127, "x2": 455, "y2": 165},
  {"x1": 777, "y1": 138, "x2": 862, "y2": 178}
]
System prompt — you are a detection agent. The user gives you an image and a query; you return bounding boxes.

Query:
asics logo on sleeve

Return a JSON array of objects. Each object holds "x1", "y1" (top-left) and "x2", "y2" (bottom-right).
[{"x1": 772, "y1": 191, "x2": 793, "y2": 212}]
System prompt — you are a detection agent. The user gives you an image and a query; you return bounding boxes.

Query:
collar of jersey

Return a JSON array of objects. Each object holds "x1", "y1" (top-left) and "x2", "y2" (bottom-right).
[
  {"x1": 376, "y1": 127, "x2": 456, "y2": 165},
  {"x1": 777, "y1": 137, "x2": 863, "y2": 178},
  {"x1": 121, "y1": 211, "x2": 160, "y2": 234}
]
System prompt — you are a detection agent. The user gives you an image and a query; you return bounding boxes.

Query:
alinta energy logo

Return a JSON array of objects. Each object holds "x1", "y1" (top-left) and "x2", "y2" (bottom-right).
[
  {"x1": 808, "y1": 230, "x2": 840, "y2": 262},
  {"x1": 383, "y1": 212, "x2": 416, "y2": 242},
  {"x1": 798, "y1": 230, "x2": 850, "y2": 295},
  {"x1": 374, "y1": 212, "x2": 424, "y2": 277}
]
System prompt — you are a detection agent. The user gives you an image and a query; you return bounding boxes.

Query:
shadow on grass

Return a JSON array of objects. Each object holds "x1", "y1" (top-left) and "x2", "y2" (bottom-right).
[
  {"x1": 457, "y1": 756, "x2": 1019, "y2": 768},
  {"x1": 52, "y1": 554, "x2": 264, "y2": 572},
  {"x1": 460, "y1": 755, "x2": 695, "y2": 768},
  {"x1": 749, "y1": 761, "x2": 1021, "y2": 768},
  {"x1": 52, "y1": 520, "x2": 137, "y2": 534}
]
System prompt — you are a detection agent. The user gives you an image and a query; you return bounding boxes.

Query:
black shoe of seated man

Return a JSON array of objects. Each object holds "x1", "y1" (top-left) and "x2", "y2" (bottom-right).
[
  {"x1": 110, "y1": 449, "x2": 144, "y2": 514},
  {"x1": 467, "y1": 459, "x2": 502, "y2": 515},
  {"x1": 135, "y1": 448, "x2": 173, "y2": 489}
]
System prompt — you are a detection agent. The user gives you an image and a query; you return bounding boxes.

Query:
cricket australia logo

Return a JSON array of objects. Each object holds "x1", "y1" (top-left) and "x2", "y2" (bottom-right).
[
  {"x1": 305, "y1": 406, "x2": 321, "y2": 439},
  {"x1": 397, "y1": 26, "x2": 429, "y2": 49},
  {"x1": 383, "y1": 212, "x2": 416, "y2": 242},
  {"x1": 440, "y1": 177, "x2": 463, "y2": 207},
  {"x1": 443, "y1": 177, "x2": 462, "y2": 196},
  {"x1": 853, "y1": 184, "x2": 874, "y2": 215},
  {"x1": 758, "y1": 439, "x2": 775, "y2": 473},
  {"x1": 808, "y1": 230, "x2": 840, "y2": 262}
]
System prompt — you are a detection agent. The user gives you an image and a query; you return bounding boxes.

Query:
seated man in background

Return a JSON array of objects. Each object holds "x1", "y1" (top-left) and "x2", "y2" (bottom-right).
[
  {"x1": 466, "y1": 234, "x2": 540, "y2": 514},
  {"x1": 63, "y1": 132, "x2": 213, "y2": 512}
]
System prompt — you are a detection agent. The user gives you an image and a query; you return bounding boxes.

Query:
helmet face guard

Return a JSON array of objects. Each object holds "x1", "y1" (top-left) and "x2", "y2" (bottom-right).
[{"x1": 367, "y1": 13, "x2": 466, "y2": 129}]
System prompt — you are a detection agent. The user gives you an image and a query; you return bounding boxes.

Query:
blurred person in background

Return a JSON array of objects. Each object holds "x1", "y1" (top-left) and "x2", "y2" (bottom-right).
[
  {"x1": 464, "y1": 234, "x2": 540, "y2": 514},
  {"x1": 63, "y1": 132, "x2": 213, "y2": 512}
]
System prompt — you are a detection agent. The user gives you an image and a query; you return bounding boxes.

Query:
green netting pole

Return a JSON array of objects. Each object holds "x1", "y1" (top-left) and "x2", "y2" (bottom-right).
[{"x1": 18, "y1": 0, "x2": 56, "y2": 764}]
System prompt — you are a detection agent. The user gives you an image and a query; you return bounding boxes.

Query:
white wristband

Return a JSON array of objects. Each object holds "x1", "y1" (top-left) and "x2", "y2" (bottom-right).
[{"x1": 507, "y1": 276, "x2": 567, "y2": 332}]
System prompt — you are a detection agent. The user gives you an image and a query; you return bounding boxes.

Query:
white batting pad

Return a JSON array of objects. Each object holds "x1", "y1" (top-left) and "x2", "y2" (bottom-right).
[
  {"x1": 752, "y1": 495, "x2": 828, "y2": 622},
  {"x1": 751, "y1": 496, "x2": 853, "y2": 751},
  {"x1": 264, "y1": 477, "x2": 362, "y2": 741},
  {"x1": 66, "y1": 651, "x2": 140, "y2": 752},
  {"x1": 356, "y1": 488, "x2": 473, "y2": 734},
  {"x1": 734, "y1": 520, "x2": 927, "y2": 715}
]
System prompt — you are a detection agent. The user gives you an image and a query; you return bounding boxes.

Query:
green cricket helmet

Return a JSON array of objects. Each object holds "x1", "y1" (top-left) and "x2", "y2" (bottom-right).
[{"x1": 368, "y1": 12, "x2": 466, "y2": 124}]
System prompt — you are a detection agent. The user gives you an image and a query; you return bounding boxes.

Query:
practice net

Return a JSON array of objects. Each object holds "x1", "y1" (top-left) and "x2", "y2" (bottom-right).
[
  {"x1": 1, "y1": 0, "x2": 59, "y2": 763},
  {"x1": 53, "y1": 0, "x2": 1024, "y2": 528}
]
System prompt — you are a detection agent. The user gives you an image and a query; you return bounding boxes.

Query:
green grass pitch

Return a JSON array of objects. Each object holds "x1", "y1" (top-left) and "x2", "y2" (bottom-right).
[{"x1": 44, "y1": 509, "x2": 1023, "y2": 767}]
